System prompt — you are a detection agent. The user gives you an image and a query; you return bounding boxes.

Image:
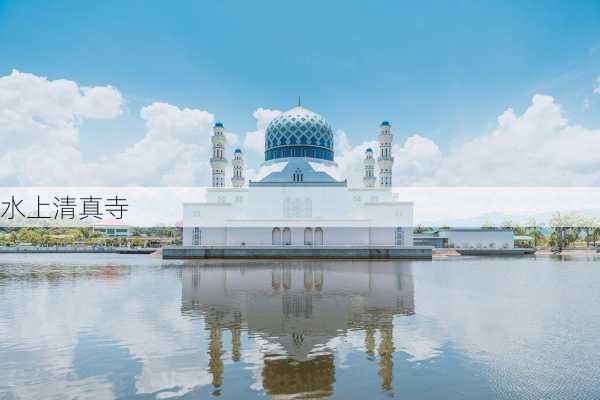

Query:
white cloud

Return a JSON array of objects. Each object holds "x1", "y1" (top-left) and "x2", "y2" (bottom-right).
[
  {"x1": 2, "y1": 70, "x2": 600, "y2": 187},
  {"x1": 332, "y1": 94, "x2": 600, "y2": 186},
  {"x1": 0, "y1": 70, "x2": 122, "y2": 149},
  {"x1": 101, "y1": 102, "x2": 216, "y2": 186},
  {"x1": 0, "y1": 71, "x2": 222, "y2": 186},
  {"x1": 243, "y1": 108, "x2": 281, "y2": 155},
  {"x1": 594, "y1": 76, "x2": 600, "y2": 94},
  {"x1": 433, "y1": 95, "x2": 600, "y2": 185},
  {"x1": 0, "y1": 70, "x2": 123, "y2": 185}
]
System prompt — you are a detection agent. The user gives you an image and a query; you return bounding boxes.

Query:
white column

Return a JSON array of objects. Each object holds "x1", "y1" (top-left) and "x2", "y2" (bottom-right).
[
  {"x1": 377, "y1": 121, "x2": 394, "y2": 187},
  {"x1": 210, "y1": 122, "x2": 227, "y2": 187},
  {"x1": 363, "y1": 147, "x2": 376, "y2": 187},
  {"x1": 231, "y1": 148, "x2": 245, "y2": 187}
]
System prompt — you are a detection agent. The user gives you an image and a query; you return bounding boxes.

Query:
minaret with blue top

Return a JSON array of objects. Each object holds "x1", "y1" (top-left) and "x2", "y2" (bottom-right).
[
  {"x1": 377, "y1": 121, "x2": 394, "y2": 187},
  {"x1": 210, "y1": 122, "x2": 227, "y2": 187},
  {"x1": 363, "y1": 148, "x2": 376, "y2": 187},
  {"x1": 231, "y1": 148, "x2": 245, "y2": 187}
]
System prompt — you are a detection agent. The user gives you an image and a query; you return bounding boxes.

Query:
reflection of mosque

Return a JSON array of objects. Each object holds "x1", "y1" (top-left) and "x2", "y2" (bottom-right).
[{"x1": 179, "y1": 261, "x2": 415, "y2": 397}]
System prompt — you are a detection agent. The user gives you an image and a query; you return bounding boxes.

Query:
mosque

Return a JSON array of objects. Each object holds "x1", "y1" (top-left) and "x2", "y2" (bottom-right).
[{"x1": 181, "y1": 104, "x2": 416, "y2": 248}]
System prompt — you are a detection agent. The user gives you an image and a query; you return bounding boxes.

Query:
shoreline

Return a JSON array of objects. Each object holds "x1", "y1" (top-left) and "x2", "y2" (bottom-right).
[{"x1": 0, "y1": 247, "x2": 158, "y2": 255}]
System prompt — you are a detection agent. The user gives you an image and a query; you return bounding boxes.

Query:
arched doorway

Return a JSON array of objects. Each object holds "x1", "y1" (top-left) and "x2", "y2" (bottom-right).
[
  {"x1": 282, "y1": 227, "x2": 292, "y2": 245},
  {"x1": 304, "y1": 227, "x2": 313, "y2": 245},
  {"x1": 314, "y1": 227, "x2": 323, "y2": 246},
  {"x1": 192, "y1": 227, "x2": 201, "y2": 246},
  {"x1": 272, "y1": 227, "x2": 281, "y2": 245}
]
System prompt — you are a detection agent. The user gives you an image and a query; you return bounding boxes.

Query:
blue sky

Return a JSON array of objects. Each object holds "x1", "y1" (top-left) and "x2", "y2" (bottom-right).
[
  {"x1": 1, "y1": 0, "x2": 600, "y2": 181},
  {"x1": 0, "y1": 0, "x2": 600, "y2": 189}
]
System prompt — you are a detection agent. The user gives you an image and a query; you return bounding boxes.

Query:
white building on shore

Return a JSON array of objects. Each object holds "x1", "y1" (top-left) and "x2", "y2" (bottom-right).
[{"x1": 182, "y1": 105, "x2": 415, "y2": 247}]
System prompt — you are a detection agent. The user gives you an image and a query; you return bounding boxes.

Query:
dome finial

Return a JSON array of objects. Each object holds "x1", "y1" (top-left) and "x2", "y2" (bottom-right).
[{"x1": 298, "y1": 96, "x2": 301, "y2": 107}]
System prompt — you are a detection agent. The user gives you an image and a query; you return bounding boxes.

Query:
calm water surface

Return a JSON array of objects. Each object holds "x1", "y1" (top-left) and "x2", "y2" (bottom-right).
[{"x1": 0, "y1": 254, "x2": 599, "y2": 399}]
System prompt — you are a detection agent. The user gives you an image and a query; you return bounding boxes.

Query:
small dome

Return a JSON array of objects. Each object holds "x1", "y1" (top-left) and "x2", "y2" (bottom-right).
[
  {"x1": 264, "y1": 106, "x2": 334, "y2": 162},
  {"x1": 234, "y1": 148, "x2": 242, "y2": 153},
  {"x1": 380, "y1": 121, "x2": 390, "y2": 127},
  {"x1": 365, "y1": 147, "x2": 373, "y2": 153},
  {"x1": 214, "y1": 121, "x2": 224, "y2": 128}
]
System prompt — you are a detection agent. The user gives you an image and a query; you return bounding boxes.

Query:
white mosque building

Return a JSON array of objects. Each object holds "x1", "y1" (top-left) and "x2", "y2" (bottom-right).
[{"x1": 182, "y1": 105, "x2": 415, "y2": 248}]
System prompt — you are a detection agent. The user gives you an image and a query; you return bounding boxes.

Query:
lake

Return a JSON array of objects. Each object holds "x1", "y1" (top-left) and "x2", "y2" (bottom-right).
[{"x1": 0, "y1": 253, "x2": 599, "y2": 399}]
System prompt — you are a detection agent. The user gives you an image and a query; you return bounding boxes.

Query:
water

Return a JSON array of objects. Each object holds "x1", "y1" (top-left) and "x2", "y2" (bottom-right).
[{"x1": 0, "y1": 254, "x2": 599, "y2": 399}]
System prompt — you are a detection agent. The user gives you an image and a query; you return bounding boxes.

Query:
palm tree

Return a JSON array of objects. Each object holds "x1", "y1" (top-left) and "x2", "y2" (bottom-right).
[
  {"x1": 526, "y1": 218, "x2": 545, "y2": 247},
  {"x1": 581, "y1": 216, "x2": 598, "y2": 248}
]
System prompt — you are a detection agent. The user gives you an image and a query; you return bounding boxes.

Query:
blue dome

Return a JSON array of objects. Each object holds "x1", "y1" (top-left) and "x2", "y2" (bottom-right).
[
  {"x1": 366, "y1": 147, "x2": 373, "y2": 153},
  {"x1": 234, "y1": 148, "x2": 242, "y2": 153},
  {"x1": 264, "y1": 106, "x2": 334, "y2": 161},
  {"x1": 214, "y1": 121, "x2": 224, "y2": 128},
  {"x1": 380, "y1": 121, "x2": 390, "y2": 126}
]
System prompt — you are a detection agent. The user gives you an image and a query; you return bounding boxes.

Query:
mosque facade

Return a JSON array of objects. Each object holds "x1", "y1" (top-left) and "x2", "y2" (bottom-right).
[{"x1": 182, "y1": 105, "x2": 415, "y2": 247}]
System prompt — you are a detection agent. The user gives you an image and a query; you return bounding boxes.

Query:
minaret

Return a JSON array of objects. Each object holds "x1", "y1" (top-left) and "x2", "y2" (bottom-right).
[
  {"x1": 363, "y1": 148, "x2": 376, "y2": 187},
  {"x1": 378, "y1": 323, "x2": 395, "y2": 392},
  {"x1": 377, "y1": 121, "x2": 394, "y2": 187},
  {"x1": 208, "y1": 322, "x2": 224, "y2": 392},
  {"x1": 210, "y1": 122, "x2": 227, "y2": 187},
  {"x1": 231, "y1": 148, "x2": 245, "y2": 187}
]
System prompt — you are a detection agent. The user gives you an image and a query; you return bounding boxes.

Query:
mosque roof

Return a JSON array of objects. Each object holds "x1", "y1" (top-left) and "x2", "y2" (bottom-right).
[
  {"x1": 265, "y1": 106, "x2": 334, "y2": 162},
  {"x1": 250, "y1": 158, "x2": 346, "y2": 187}
]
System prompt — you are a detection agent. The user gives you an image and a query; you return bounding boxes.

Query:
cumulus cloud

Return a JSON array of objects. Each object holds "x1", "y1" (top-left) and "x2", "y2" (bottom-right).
[
  {"x1": 242, "y1": 108, "x2": 281, "y2": 155},
  {"x1": 101, "y1": 101, "x2": 216, "y2": 186},
  {"x1": 0, "y1": 70, "x2": 121, "y2": 148},
  {"x1": 0, "y1": 71, "x2": 234, "y2": 186},
  {"x1": 2, "y1": 70, "x2": 600, "y2": 187},
  {"x1": 0, "y1": 70, "x2": 123, "y2": 185},
  {"x1": 433, "y1": 95, "x2": 600, "y2": 185},
  {"x1": 333, "y1": 94, "x2": 600, "y2": 186}
]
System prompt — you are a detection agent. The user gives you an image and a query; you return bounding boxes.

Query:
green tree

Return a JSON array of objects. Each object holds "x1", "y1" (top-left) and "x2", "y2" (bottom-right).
[{"x1": 549, "y1": 211, "x2": 584, "y2": 252}]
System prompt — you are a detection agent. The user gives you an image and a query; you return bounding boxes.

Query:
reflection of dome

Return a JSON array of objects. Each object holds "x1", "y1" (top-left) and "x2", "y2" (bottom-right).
[
  {"x1": 265, "y1": 106, "x2": 334, "y2": 162},
  {"x1": 262, "y1": 354, "x2": 335, "y2": 398}
]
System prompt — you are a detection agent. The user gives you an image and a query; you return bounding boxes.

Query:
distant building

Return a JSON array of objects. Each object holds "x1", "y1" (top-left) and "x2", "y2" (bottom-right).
[
  {"x1": 413, "y1": 231, "x2": 448, "y2": 248},
  {"x1": 92, "y1": 220, "x2": 131, "y2": 238},
  {"x1": 442, "y1": 228, "x2": 515, "y2": 249},
  {"x1": 413, "y1": 228, "x2": 529, "y2": 249}
]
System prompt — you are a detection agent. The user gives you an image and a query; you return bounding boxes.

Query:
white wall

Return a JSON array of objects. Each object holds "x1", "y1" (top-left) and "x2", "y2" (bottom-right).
[
  {"x1": 226, "y1": 227, "x2": 273, "y2": 246},
  {"x1": 184, "y1": 226, "x2": 414, "y2": 246},
  {"x1": 182, "y1": 185, "x2": 416, "y2": 246}
]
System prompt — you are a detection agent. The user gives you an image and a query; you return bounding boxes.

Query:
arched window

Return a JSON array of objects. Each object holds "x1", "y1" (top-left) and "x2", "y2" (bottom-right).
[
  {"x1": 302, "y1": 198, "x2": 312, "y2": 218},
  {"x1": 283, "y1": 227, "x2": 292, "y2": 245},
  {"x1": 394, "y1": 227, "x2": 403, "y2": 246},
  {"x1": 272, "y1": 227, "x2": 281, "y2": 245},
  {"x1": 314, "y1": 227, "x2": 323, "y2": 246},
  {"x1": 293, "y1": 168, "x2": 303, "y2": 182},
  {"x1": 304, "y1": 227, "x2": 313, "y2": 245},
  {"x1": 293, "y1": 198, "x2": 301, "y2": 217}
]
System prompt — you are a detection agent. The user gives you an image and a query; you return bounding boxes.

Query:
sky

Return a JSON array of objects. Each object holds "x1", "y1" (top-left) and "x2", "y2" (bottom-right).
[{"x1": 1, "y1": 0, "x2": 600, "y2": 187}]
